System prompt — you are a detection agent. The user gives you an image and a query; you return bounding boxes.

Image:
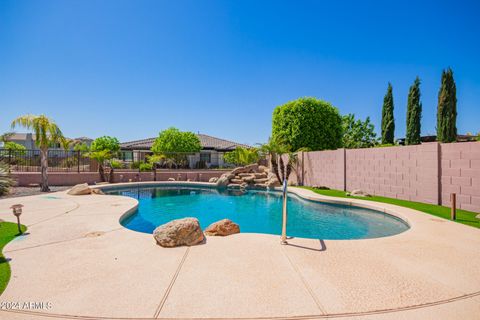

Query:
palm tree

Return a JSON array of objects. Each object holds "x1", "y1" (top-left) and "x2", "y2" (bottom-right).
[
  {"x1": 258, "y1": 137, "x2": 298, "y2": 183},
  {"x1": 11, "y1": 114, "x2": 64, "y2": 192}
]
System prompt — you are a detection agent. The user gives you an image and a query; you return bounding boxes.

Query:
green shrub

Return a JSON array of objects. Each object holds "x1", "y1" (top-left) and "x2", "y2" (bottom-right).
[
  {"x1": 223, "y1": 147, "x2": 259, "y2": 166},
  {"x1": 109, "y1": 159, "x2": 123, "y2": 169},
  {"x1": 130, "y1": 161, "x2": 142, "y2": 169},
  {"x1": 139, "y1": 162, "x2": 153, "y2": 171},
  {"x1": 272, "y1": 97, "x2": 343, "y2": 151},
  {"x1": 0, "y1": 162, "x2": 13, "y2": 196}
]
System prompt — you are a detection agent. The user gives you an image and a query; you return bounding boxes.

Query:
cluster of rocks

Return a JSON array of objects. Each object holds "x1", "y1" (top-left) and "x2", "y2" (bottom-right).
[
  {"x1": 346, "y1": 189, "x2": 372, "y2": 197},
  {"x1": 215, "y1": 164, "x2": 280, "y2": 189},
  {"x1": 67, "y1": 183, "x2": 105, "y2": 195},
  {"x1": 153, "y1": 217, "x2": 240, "y2": 247}
]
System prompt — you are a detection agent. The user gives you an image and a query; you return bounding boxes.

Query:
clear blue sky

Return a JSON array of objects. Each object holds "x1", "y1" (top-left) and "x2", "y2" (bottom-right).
[{"x1": 1, "y1": 0, "x2": 479, "y2": 145}]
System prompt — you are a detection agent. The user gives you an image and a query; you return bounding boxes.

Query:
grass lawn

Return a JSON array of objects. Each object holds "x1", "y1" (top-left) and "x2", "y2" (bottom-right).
[
  {"x1": 300, "y1": 187, "x2": 480, "y2": 228},
  {"x1": 0, "y1": 221, "x2": 27, "y2": 295}
]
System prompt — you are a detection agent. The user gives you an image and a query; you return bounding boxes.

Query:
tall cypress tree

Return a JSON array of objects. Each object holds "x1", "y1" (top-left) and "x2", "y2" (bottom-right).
[
  {"x1": 381, "y1": 83, "x2": 395, "y2": 144},
  {"x1": 405, "y1": 77, "x2": 422, "y2": 145},
  {"x1": 437, "y1": 68, "x2": 457, "y2": 143}
]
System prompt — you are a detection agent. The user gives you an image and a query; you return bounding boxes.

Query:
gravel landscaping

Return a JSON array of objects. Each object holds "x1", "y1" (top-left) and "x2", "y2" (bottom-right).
[{"x1": 0, "y1": 186, "x2": 70, "y2": 199}]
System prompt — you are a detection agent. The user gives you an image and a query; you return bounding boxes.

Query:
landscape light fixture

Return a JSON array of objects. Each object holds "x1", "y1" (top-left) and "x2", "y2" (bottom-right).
[{"x1": 10, "y1": 204, "x2": 24, "y2": 234}]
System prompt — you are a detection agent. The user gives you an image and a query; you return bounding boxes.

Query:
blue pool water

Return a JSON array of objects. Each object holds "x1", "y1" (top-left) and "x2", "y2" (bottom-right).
[{"x1": 107, "y1": 186, "x2": 409, "y2": 240}]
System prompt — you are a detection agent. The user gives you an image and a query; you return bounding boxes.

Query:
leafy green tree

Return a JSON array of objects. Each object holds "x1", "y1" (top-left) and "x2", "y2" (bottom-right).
[
  {"x1": 223, "y1": 147, "x2": 259, "y2": 166},
  {"x1": 87, "y1": 136, "x2": 120, "y2": 182},
  {"x1": 405, "y1": 77, "x2": 422, "y2": 145},
  {"x1": 151, "y1": 127, "x2": 201, "y2": 153},
  {"x1": 342, "y1": 114, "x2": 377, "y2": 149},
  {"x1": 381, "y1": 83, "x2": 395, "y2": 144},
  {"x1": 272, "y1": 97, "x2": 342, "y2": 151},
  {"x1": 437, "y1": 68, "x2": 457, "y2": 143},
  {"x1": 11, "y1": 114, "x2": 64, "y2": 192},
  {"x1": 151, "y1": 127, "x2": 201, "y2": 168},
  {"x1": 3, "y1": 141, "x2": 27, "y2": 152}
]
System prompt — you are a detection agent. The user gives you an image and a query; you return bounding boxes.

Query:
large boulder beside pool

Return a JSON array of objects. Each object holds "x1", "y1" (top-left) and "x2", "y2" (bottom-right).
[
  {"x1": 153, "y1": 218, "x2": 205, "y2": 247},
  {"x1": 67, "y1": 183, "x2": 92, "y2": 195},
  {"x1": 204, "y1": 219, "x2": 240, "y2": 236}
]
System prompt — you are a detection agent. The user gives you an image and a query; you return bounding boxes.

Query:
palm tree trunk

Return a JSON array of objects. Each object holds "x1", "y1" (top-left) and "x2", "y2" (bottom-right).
[
  {"x1": 279, "y1": 155, "x2": 285, "y2": 182},
  {"x1": 109, "y1": 167, "x2": 115, "y2": 183},
  {"x1": 40, "y1": 147, "x2": 50, "y2": 192},
  {"x1": 270, "y1": 154, "x2": 282, "y2": 183},
  {"x1": 98, "y1": 164, "x2": 106, "y2": 182}
]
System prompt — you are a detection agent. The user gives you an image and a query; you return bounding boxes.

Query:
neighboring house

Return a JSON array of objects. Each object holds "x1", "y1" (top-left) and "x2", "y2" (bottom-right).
[
  {"x1": 0, "y1": 133, "x2": 93, "y2": 150},
  {"x1": 397, "y1": 134, "x2": 478, "y2": 145},
  {"x1": 120, "y1": 134, "x2": 250, "y2": 168}
]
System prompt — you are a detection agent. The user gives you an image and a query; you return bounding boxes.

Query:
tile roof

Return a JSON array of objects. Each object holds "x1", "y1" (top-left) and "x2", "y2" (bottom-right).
[{"x1": 120, "y1": 134, "x2": 250, "y2": 151}]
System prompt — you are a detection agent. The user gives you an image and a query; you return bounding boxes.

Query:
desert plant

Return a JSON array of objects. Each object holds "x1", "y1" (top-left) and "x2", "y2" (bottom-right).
[
  {"x1": 0, "y1": 162, "x2": 13, "y2": 196},
  {"x1": 437, "y1": 68, "x2": 457, "y2": 143},
  {"x1": 272, "y1": 97, "x2": 343, "y2": 151},
  {"x1": 11, "y1": 114, "x2": 64, "y2": 192},
  {"x1": 87, "y1": 136, "x2": 120, "y2": 182},
  {"x1": 406, "y1": 77, "x2": 422, "y2": 145},
  {"x1": 381, "y1": 83, "x2": 395, "y2": 144},
  {"x1": 342, "y1": 114, "x2": 377, "y2": 149}
]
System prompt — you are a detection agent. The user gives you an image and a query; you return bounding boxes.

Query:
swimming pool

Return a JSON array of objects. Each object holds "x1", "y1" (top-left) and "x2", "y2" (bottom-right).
[{"x1": 106, "y1": 185, "x2": 409, "y2": 240}]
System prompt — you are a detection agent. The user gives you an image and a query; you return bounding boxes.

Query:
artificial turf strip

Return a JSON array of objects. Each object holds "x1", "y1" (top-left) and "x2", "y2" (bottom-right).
[
  {"x1": 300, "y1": 187, "x2": 480, "y2": 228},
  {"x1": 0, "y1": 221, "x2": 27, "y2": 295}
]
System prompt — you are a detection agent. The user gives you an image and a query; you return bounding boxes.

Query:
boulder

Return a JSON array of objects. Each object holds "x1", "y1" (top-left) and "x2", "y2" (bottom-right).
[
  {"x1": 227, "y1": 183, "x2": 241, "y2": 189},
  {"x1": 266, "y1": 178, "x2": 281, "y2": 188},
  {"x1": 231, "y1": 164, "x2": 259, "y2": 175},
  {"x1": 230, "y1": 178, "x2": 244, "y2": 184},
  {"x1": 347, "y1": 189, "x2": 371, "y2": 197},
  {"x1": 204, "y1": 219, "x2": 240, "y2": 236},
  {"x1": 242, "y1": 175, "x2": 255, "y2": 183},
  {"x1": 253, "y1": 183, "x2": 267, "y2": 189},
  {"x1": 67, "y1": 183, "x2": 92, "y2": 195},
  {"x1": 153, "y1": 218, "x2": 205, "y2": 247},
  {"x1": 91, "y1": 188, "x2": 105, "y2": 195},
  {"x1": 254, "y1": 173, "x2": 268, "y2": 179},
  {"x1": 258, "y1": 165, "x2": 269, "y2": 173},
  {"x1": 238, "y1": 173, "x2": 252, "y2": 177},
  {"x1": 254, "y1": 178, "x2": 269, "y2": 183},
  {"x1": 216, "y1": 173, "x2": 234, "y2": 187},
  {"x1": 209, "y1": 177, "x2": 218, "y2": 183},
  {"x1": 168, "y1": 178, "x2": 175, "y2": 181}
]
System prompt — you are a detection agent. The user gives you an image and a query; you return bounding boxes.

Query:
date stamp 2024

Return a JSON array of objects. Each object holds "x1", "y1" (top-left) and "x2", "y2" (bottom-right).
[{"x1": 0, "y1": 301, "x2": 53, "y2": 310}]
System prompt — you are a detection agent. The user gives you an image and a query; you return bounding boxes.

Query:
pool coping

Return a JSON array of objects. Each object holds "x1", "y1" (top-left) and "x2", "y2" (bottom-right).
[{"x1": 93, "y1": 181, "x2": 413, "y2": 238}]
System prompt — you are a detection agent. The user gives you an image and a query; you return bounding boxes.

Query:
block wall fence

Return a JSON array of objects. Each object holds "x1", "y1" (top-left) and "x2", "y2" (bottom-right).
[
  {"x1": 12, "y1": 170, "x2": 227, "y2": 187},
  {"x1": 293, "y1": 142, "x2": 480, "y2": 213}
]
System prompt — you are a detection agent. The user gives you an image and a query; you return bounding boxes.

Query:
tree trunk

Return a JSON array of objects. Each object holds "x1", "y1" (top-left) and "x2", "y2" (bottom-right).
[
  {"x1": 108, "y1": 167, "x2": 115, "y2": 183},
  {"x1": 40, "y1": 148, "x2": 50, "y2": 192},
  {"x1": 279, "y1": 155, "x2": 285, "y2": 182},
  {"x1": 98, "y1": 163, "x2": 106, "y2": 182},
  {"x1": 270, "y1": 154, "x2": 282, "y2": 183}
]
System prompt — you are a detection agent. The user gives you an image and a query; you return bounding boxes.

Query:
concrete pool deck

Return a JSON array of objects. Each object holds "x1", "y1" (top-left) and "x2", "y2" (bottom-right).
[{"x1": 0, "y1": 182, "x2": 479, "y2": 319}]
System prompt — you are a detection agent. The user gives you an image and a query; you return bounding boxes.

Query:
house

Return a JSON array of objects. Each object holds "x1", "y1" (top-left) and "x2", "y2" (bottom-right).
[
  {"x1": 120, "y1": 134, "x2": 250, "y2": 168},
  {"x1": 0, "y1": 133, "x2": 93, "y2": 150}
]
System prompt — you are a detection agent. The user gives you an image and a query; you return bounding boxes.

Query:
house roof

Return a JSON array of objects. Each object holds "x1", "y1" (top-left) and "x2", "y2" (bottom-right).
[
  {"x1": 4, "y1": 133, "x2": 92, "y2": 142},
  {"x1": 120, "y1": 134, "x2": 250, "y2": 151}
]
